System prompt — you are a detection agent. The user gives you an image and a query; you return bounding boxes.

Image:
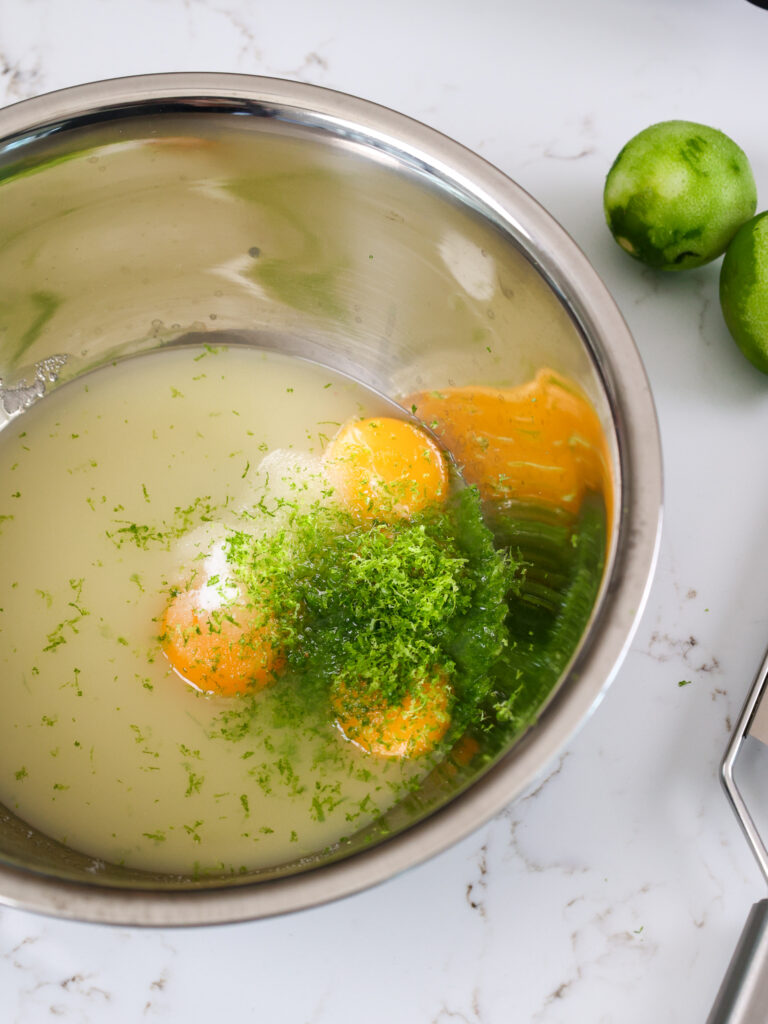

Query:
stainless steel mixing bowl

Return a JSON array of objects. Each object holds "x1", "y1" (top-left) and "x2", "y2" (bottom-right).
[{"x1": 0, "y1": 74, "x2": 661, "y2": 925}]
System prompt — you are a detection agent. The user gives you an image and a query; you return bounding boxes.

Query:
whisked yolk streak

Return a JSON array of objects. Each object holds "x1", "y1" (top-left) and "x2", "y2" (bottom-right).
[
  {"x1": 160, "y1": 581, "x2": 284, "y2": 697},
  {"x1": 333, "y1": 672, "x2": 453, "y2": 759},
  {"x1": 406, "y1": 368, "x2": 613, "y2": 524},
  {"x1": 323, "y1": 416, "x2": 450, "y2": 522}
]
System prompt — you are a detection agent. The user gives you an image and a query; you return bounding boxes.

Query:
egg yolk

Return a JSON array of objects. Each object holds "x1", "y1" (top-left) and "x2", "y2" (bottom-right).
[
  {"x1": 160, "y1": 581, "x2": 284, "y2": 697},
  {"x1": 323, "y1": 416, "x2": 450, "y2": 521},
  {"x1": 333, "y1": 672, "x2": 452, "y2": 758},
  {"x1": 406, "y1": 368, "x2": 612, "y2": 520}
]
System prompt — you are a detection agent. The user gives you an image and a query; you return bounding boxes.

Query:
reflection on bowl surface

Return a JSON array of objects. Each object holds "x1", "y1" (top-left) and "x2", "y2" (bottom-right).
[{"x1": 0, "y1": 75, "x2": 660, "y2": 924}]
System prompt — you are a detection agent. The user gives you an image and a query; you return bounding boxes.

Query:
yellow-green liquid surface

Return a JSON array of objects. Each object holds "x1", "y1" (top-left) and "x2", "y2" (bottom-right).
[{"x1": 0, "y1": 345, "x2": 427, "y2": 876}]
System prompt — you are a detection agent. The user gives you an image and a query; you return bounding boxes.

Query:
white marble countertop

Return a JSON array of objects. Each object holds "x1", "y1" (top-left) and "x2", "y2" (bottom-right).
[{"x1": 2, "y1": 0, "x2": 768, "y2": 1020}]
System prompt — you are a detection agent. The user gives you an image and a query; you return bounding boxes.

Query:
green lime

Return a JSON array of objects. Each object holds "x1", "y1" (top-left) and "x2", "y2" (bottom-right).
[
  {"x1": 604, "y1": 120, "x2": 757, "y2": 271},
  {"x1": 720, "y1": 211, "x2": 768, "y2": 373}
]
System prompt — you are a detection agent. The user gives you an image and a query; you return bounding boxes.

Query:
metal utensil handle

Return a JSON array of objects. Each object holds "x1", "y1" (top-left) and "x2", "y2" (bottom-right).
[{"x1": 707, "y1": 900, "x2": 768, "y2": 1022}]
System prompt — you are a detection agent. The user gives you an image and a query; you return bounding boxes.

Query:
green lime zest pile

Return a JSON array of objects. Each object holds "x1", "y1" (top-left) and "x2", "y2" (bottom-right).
[{"x1": 224, "y1": 486, "x2": 517, "y2": 738}]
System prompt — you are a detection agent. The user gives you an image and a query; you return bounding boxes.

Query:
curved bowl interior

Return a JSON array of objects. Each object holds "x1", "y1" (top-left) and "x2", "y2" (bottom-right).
[{"x1": 0, "y1": 75, "x2": 662, "y2": 924}]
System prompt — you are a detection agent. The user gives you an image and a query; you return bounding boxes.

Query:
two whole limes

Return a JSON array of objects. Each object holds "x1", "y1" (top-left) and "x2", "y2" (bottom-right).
[{"x1": 604, "y1": 120, "x2": 768, "y2": 373}]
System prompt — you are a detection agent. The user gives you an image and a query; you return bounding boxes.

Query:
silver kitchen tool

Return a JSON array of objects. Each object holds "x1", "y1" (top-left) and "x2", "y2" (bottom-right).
[{"x1": 708, "y1": 647, "x2": 768, "y2": 1021}]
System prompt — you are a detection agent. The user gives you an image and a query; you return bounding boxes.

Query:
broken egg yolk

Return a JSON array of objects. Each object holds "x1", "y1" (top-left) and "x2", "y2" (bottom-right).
[
  {"x1": 160, "y1": 581, "x2": 284, "y2": 697},
  {"x1": 323, "y1": 416, "x2": 450, "y2": 521},
  {"x1": 333, "y1": 672, "x2": 453, "y2": 758},
  {"x1": 406, "y1": 368, "x2": 612, "y2": 520}
]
